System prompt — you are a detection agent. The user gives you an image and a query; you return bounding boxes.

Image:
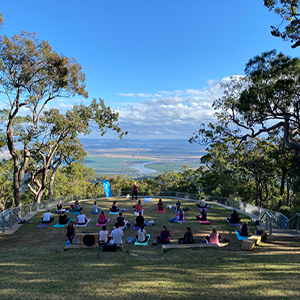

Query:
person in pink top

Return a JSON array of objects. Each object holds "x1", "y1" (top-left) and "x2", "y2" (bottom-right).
[
  {"x1": 205, "y1": 227, "x2": 220, "y2": 244},
  {"x1": 132, "y1": 181, "x2": 138, "y2": 200},
  {"x1": 98, "y1": 210, "x2": 108, "y2": 224},
  {"x1": 178, "y1": 209, "x2": 184, "y2": 221}
]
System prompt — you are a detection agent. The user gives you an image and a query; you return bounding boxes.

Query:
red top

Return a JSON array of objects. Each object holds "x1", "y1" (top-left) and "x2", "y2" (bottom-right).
[
  {"x1": 178, "y1": 212, "x2": 184, "y2": 221},
  {"x1": 136, "y1": 204, "x2": 142, "y2": 211},
  {"x1": 132, "y1": 184, "x2": 138, "y2": 192}
]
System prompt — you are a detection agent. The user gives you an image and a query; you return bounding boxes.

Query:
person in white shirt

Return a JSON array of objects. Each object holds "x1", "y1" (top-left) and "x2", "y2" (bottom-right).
[
  {"x1": 137, "y1": 225, "x2": 149, "y2": 243},
  {"x1": 197, "y1": 197, "x2": 207, "y2": 208},
  {"x1": 92, "y1": 201, "x2": 99, "y2": 214},
  {"x1": 110, "y1": 223, "x2": 124, "y2": 245},
  {"x1": 98, "y1": 225, "x2": 109, "y2": 244},
  {"x1": 76, "y1": 211, "x2": 88, "y2": 225},
  {"x1": 42, "y1": 210, "x2": 54, "y2": 223}
]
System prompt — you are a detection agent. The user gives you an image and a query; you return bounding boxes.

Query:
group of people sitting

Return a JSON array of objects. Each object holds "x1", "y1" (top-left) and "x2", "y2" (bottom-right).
[{"x1": 53, "y1": 197, "x2": 250, "y2": 247}]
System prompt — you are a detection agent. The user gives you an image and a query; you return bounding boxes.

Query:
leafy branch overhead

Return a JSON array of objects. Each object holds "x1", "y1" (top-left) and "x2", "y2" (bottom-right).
[
  {"x1": 190, "y1": 50, "x2": 300, "y2": 152},
  {"x1": 264, "y1": 0, "x2": 300, "y2": 48}
]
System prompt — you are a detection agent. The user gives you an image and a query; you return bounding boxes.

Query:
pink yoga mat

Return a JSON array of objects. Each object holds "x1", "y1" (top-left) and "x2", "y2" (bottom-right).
[
  {"x1": 96, "y1": 218, "x2": 110, "y2": 227},
  {"x1": 198, "y1": 219, "x2": 211, "y2": 225},
  {"x1": 156, "y1": 209, "x2": 166, "y2": 213}
]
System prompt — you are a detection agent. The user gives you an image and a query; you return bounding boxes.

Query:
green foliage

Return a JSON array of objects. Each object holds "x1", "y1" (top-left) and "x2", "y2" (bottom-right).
[
  {"x1": 264, "y1": 0, "x2": 300, "y2": 48},
  {"x1": 0, "y1": 159, "x2": 13, "y2": 210}
]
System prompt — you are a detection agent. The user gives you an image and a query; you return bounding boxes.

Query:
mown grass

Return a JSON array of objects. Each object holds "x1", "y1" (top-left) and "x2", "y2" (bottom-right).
[{"x1": 0, "y1": 197, "x2": 300, "y2": 300}]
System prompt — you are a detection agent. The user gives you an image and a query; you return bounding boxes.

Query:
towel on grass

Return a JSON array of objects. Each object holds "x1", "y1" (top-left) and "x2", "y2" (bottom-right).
[
  {"x1": 235, "y1": 230, "x2": 249, "y2": 240},
  {"x1": 134, "y1": 209, "x2": 144, "y2": 216},
  {"x1": 134, "y1": 234, "x2": 151, "y2": 246},
  {"x1": 36, "y1": 219, "x2": 54, "y2": 228},
  {"x1": 76, "y1": 218, "x2": 91, "y2": 227},
  {"x1": 95, "y1": 219, "x2": 110, "y2": 227},
  {"x1": 198, "y1": 219, "x2": 211, "y2": 225},
  {"x1": 226, "y1": 218, "x2": 241, "y2": 226},
  {"x1": 156, "y1": 209, "x2": 166, "y2": 213},
  {"x1": 144, "y1": 197, "x2": 152, "y2": 202},
  {"x1": 53, "y1": 218, "x2": 73, "y2": 228}
]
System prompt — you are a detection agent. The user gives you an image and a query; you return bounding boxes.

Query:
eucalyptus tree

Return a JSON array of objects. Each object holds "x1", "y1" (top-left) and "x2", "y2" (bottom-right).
[
  {"x1": 0, "y1": 32, "x2": 88, "y2": 207},
  {"x1": 26, "y1": 99, "x2": 125, "y2": 203},
  {"x1": 264, "y1": 0, "x2": 300, "y2": 48}
]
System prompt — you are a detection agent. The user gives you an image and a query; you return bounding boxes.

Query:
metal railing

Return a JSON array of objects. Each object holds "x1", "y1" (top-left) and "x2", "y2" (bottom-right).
[
  {"x1": 289, "y1": 213, "x2": 300, "y2": 231},
  {"x1": 0, "y1": 190, "x2": 292, "y2": 232}
]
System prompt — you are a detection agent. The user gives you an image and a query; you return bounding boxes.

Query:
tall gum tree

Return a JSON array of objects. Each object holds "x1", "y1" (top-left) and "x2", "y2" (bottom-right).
[{"x1": 0, "y1": 32, "x2": 88, "y2": 207}]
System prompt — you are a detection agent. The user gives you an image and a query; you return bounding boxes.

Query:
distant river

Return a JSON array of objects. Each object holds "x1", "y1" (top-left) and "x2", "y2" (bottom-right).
[{"x1": 129, "y1": 162, "x2": 158, "y2": 174}]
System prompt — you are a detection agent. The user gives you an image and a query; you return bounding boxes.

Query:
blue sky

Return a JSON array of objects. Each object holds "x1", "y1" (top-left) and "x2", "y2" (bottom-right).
[{"x1": 0, "y1": 1, "x2": 297, "y2": 140}]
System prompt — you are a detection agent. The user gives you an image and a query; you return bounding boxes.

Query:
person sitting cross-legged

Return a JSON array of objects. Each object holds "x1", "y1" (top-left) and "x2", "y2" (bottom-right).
[
  {"x1": 133, "y1": 199, "x2": 143, "y2": 212},
  {"x1": 238, "y1": 221, "x2": 249, "y2": 237},
  {"x1": 205, "y1": 227, "x2": 220, "y2": 244},
  {"x1": 227, "y1": 209, "x2": 241, "y2": 223},
  {"x1": 98, "y1": 210, "x2": 108, "y2": 224},
  {"x1": 178, "y1": 227, "x2": 194, "y2": 244},
  {"x1": 76, "y1": 211, "x2": 88, "y2": 225},
  {"x1": 197, "y1": 208, "x2": 207, "y2": 221},
  {"x1": 137, "y1": 225, "x2": 149, "y2": 243},
  {"x1": 117, "y1": 212, "x2": 125, "y2": 227},
  {"x1": 157, "y1": 225, "x2": 170, "y2": 244},
  {"x1": 42, "y1": 210, "x2": 54, "y2": 223},
  {"x1": 135, "y1": 211, "x2": 144, "y2": 227},
  {"x1": 59, "y1": 210, "x2": 69, "y2": 225},
  {"x1": 110, "y1": 201, "x2": 119, "y2": 212}
]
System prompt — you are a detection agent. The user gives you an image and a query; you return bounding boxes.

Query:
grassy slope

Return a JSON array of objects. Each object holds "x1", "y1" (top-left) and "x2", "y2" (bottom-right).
[{"x1": 0, "y1": 198, "x2": 299, "y2": 300}]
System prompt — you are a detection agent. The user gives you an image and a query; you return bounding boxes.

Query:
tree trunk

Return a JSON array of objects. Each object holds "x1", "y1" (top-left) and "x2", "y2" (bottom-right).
[
  {"x1": 278, "y1": 168, "x2": 287, "y2": 210},
  {"x1": 254, "y1": 172, "x2": 259, "y2": 206},
  {"x1": 48, "y1": 158, "x2": 63, "y2": 201},
  {"x1": 286, "y1": 179, "x2": 290, "y2": 207}
]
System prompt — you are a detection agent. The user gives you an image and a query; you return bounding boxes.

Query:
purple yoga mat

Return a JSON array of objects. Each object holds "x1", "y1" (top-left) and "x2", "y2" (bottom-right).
[
  {"x1": 36, "y1": 220, "x2": 54, "y2": 228},
  {"x1": 225, "y1": 218, "x2": 241, "y2": 226},
  {"x1": 132, "y1": 226, "x2": 141, "y2": 230},
  {"x1": 96, "y1": 218, "x2": 110, "y2": 227}
]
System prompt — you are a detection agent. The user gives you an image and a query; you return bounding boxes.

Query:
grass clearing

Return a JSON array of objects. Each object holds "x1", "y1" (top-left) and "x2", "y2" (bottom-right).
[{"x1": 0, "y1": 197, "x2": 300, "y2": 300}]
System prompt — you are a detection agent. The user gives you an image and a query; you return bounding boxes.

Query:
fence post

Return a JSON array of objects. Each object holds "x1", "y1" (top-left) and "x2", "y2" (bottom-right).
[
  {"x1": 296, "y1": 217, "x2": 300, "y2": 231},
  {"x1": 2, "y1": 214, "x2": 5, "y2": 233},
  {"x1": 9, "y1": 211, "x2": 12, "y2": 228}
]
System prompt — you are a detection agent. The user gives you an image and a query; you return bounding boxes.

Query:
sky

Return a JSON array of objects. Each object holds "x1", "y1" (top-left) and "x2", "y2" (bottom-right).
[{"x1": 0, "y1": 1, "x2": 298, "y2": 141}]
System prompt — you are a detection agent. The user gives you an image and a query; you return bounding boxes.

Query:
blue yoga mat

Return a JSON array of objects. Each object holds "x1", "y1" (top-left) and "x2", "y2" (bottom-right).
[
  {"x1": 91, "y1": 209, "x2": 100, "y2": 215},
  {"x1": 109, "y1": 211, "x2": 119, "y2": 215},
  {"x1": 235, "y1": 230, "x2": 249, "y2": 240},
  {"x1": 72, "y1": 211, "x2": 80, "y2": 215},
  {"x1": 53, "y1": 218, "x2": 73, "y2": 228},
  {"x1": 144, "y1": 197, "x2": 152, "y2": 202},
  {"x1": 134, "y1": 234, "x2": 151, "y2": 246}
]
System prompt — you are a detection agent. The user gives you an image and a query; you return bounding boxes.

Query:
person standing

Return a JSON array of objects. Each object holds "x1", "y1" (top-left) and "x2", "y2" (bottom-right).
[{"x1": 132, "y1": 181, "x2": 138, "y2": 200}]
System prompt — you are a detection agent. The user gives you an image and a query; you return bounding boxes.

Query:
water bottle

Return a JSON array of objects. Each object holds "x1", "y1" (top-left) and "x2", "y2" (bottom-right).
[
  {"x1": 66, "y1": 240, "x2": 70, "y2": 247},
  {"x1": 154, "y1": 239, "x2": 156, "y2": 243}
]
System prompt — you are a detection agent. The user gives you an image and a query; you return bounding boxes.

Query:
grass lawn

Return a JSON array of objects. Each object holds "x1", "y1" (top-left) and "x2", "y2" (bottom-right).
[{"x1": 0, "y1": 197, "x2": 300, "y2": 300}]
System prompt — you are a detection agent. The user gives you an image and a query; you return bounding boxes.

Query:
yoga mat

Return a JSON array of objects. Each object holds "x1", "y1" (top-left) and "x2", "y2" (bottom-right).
[
  {"x1": 76, "y1": 218, "x2": 91, "y2": 227},
  {"x1": 134, "y1": 234, "x2": 151, "y2": 246},
  {"x1": 35, "y1": 219, "x2": 54, "y2": 228},
  {"x1": 72, "y1": 211, "x2": 80, "y2": 215},
  {"x1": 235, "y1": 230, "x2": 249, "y2": 240},
  {"x1": 144, "y1": 197, "x2": 152, "y2": 202},
  {"x1": 197, "y1": 206, "x2": 209, "y2": 212},
  {"x1": 91, "y1": 209, "x2": 100, "y2": 215},
  {"x1": 173, "y1": 206, "x2": 180, "y2": 212},
  {"x1": 134, "y1": 209, "x2": 144, "y2": 216},
  {"x1": 96, "y1": 218, "x2": 110, "y2": 227},
  {"x1": 109, "y1": 211, "x2": 119, "y2": 215},
  {"x1": 176, "y1": 215, "x2": 185, "y2": 223},
  {"x1": 53, "y1": 218, "x2": 73, "y2": 228},
  {"x1": 226, "y1": 218, "x2": 241, "y2": 226},
  {"x1": 113, "y1": 220, "x2": 128, "y2": 230},
  {"x1": 132, "y1": 226, "x2": 141, "y2": 230},
  {"x1": 156, "y1": 209, "x2": 166, "y2": 213},
  {"x1": 198, "y1": 219, "x2": 211, "y2": 225}
]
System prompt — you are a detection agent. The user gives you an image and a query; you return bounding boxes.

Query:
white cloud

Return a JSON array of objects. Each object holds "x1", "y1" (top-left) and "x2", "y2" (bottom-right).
[{"x1": 113, "y1": 76, "x2": 237, "y2": 139}]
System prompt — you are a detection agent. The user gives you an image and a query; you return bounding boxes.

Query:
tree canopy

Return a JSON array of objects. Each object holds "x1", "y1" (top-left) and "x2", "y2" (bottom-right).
[{"x1": 264, "y1": 0, "x2": 300, "y2": 48}]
